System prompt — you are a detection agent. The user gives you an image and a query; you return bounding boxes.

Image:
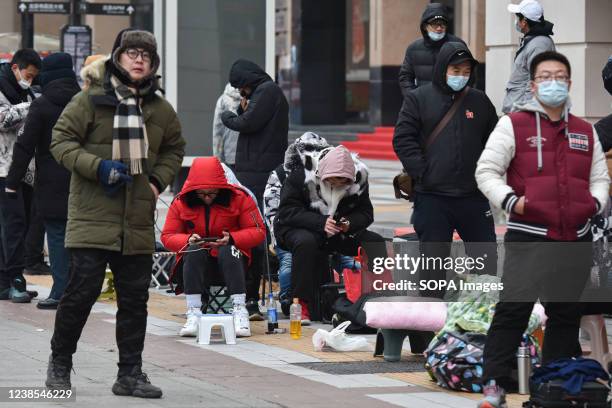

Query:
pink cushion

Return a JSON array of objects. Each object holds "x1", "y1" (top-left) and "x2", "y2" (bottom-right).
[{"x1": 364, "y1": 300, "x2": 447, "y2": 331}]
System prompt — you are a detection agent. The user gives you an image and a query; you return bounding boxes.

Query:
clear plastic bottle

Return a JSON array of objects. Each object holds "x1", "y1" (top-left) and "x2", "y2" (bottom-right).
[
  {"x1": 289, "y1": 298, "x2": 302, "y2": 339},
  {"x1": 266, "y1": 293, "x2": 278, "y2": 333}
]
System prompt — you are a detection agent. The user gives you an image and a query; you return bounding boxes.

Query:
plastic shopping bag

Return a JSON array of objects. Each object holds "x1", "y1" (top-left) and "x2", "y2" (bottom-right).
[{"x1": 312, "y1": 321, "x2": 371, "y2": 352}]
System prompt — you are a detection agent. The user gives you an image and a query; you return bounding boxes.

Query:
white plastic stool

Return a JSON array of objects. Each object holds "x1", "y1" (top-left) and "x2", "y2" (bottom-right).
[
  {"x1": 580, "y1": 314, "x2": 612, "y2": 369},
  {"x1": 197, "y1": 314, "x2": 236, "y2": 345}
]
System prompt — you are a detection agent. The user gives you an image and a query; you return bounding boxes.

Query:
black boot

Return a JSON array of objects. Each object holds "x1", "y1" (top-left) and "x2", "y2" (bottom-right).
[
  {"x1": 112, "y1": 366, "x2": 162, "y2": 398},
  {"x1": 45, "y1": 355, "x2": 72, "y2": 389}
]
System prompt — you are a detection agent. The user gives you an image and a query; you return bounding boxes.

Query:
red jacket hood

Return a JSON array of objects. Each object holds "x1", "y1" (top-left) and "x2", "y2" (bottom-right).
[{"x1": 179, "y1": 157, "x2": 235, "y2": 196}]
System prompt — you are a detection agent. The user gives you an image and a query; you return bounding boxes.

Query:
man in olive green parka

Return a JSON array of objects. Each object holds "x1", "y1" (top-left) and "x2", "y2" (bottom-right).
[{"x1": 46, "y1": 29, "x2": 185, "y2": 398}]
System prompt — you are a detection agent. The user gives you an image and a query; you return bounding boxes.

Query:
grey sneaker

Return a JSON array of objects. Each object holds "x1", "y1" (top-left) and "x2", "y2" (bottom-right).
[
  {"x1": 477, "y1": 382, "x2": 507, "y2": 408},
  {"x1": 112, "y1": 370, "x2": 162, "y2": 398},
  {"x1": 45, "y1": 356, "x2": 72, "y2": 390},
  {"x1": 10, "y1": 277, "x2": 31, "y2": 303}
]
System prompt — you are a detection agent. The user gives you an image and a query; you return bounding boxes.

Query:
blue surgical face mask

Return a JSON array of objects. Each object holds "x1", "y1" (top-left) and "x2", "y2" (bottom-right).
[
  {"x1": 536, "y1": 80, "x2": 569, "y2": 107},
  {"x1": 515, "y1": 19, "x2": 523, "y2": 33},
  {"x1": 447, "y1": 75, "x2": 469, "y2": 92},
  {"x1": 428, "y1": 31, "x2": 446, "y2": 42}
]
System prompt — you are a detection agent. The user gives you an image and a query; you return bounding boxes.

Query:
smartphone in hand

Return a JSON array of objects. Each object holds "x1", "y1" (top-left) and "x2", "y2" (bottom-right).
[{"x1": 193, "y1": 237, "x2": 222, "y2": 245}]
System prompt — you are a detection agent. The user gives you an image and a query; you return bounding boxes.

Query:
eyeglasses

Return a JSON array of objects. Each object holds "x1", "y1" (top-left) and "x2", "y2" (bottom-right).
[
  {"x1": 428, "y1": 21, "x2": 447, "y2": 29},
  {"x1": 125, "y1": 48, "x2": 152, "y2": 62},
  {"x1": 196, "y1": 191, "x2": 219, "y2": 198},
  {"x1": 534, "y1": 74, "x2": 570, "y2": 83}
]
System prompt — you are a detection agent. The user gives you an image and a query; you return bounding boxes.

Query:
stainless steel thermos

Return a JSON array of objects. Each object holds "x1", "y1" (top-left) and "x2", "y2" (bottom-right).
[{"x1": 517, "y1": 345, "x2": 532, "y2": 395}]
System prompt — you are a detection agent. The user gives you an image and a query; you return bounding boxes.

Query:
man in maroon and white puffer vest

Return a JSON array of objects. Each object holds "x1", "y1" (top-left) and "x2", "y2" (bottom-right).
[{"x1": 475, "y1": 51, "x2": 610, "y2": 408}]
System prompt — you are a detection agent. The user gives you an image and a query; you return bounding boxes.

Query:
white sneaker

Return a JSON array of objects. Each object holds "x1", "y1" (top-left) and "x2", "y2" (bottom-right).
[
  {"x1": 232, "y1": 304, "x2": 251, "y2": 337},
  {"x1": 179, "y1": 307, "x2": 201, "y2": 337}
]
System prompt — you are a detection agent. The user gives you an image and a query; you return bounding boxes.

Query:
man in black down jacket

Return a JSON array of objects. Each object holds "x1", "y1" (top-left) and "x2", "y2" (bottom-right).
[
  {"x1": 6, "y1": 53, "x2": 79, "y2": 309},
  {"x1": 595, "y1": 57, "x2": 612, "y2": 152},
  {"x1": 398, "y1": 2, "x2": 465, "y2": 99},
  {"x1": 221, "y1": 59, "x2": 289, "y2": 201},
  {"x1": 221, "y1": 59, "x2": 289, "y2": 316},
  {"x1": 393, "y1": 42, "x2": 498, "y2": 299}
]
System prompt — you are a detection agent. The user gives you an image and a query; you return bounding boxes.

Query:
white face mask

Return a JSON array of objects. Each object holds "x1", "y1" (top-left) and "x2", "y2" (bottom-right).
[{"x1": 14, "y1": 69, "x2": 31, "y2": 90}]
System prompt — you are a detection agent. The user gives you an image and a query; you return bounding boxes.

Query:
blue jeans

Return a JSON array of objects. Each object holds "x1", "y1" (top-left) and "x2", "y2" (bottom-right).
[
  {"x1": 44, "y1": 219, "x2": 70, "y2": 300},
  {"x1": 275, "y1": 246, "x2": 360, "y2": 301},
  {"x1": 333, "y1": 255, "x2": 361, "y2": 272},
  {"x1": 275, "y1": 246, "x2": 292, "y2": 302}
]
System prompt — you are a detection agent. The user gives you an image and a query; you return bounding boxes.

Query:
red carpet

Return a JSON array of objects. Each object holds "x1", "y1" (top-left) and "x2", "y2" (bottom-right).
[{"x1": 341, "y1": 127, "x2": 398, "y2": 160}]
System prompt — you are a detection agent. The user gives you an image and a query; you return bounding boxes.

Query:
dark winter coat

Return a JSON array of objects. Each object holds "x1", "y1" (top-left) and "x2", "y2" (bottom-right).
[
  {"x1": 221, "y1": 59, "x2": 289, "y2": 200},
  {"x1": 398, "y1": 3, "x2": 465, "y2": 99},
  {"x1": 6, "y1": 77, "x2": 80, "y2": 219},
  {"x1": 274, "y1": 148, "x2": 373, "y2": 249},
  {"x1": 595, "y1": 114, "x2": 612, "y2": 195},
  {"x1": 595, "y1": 115, "x2": 612, "y2": 153},
  {"x1": 393, "y1": 42, "x2": 499, "y2": 197}
]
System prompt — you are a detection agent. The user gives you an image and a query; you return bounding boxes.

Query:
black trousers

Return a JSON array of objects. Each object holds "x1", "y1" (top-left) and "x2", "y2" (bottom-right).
[
  {"x1": 412, "y1": 193, "x2": 497, "y2": 298},
  {"x1": 183, "y1": 245, "x2": 246, "y2": 296},
  {"x1": 280, "y1": 229, "x2": 386, "y2": 304},
  {"x1": 51, "y1": 249, "x2": 152, "y2": 376},
  {"x1": 0, "y1": 180, "x2": 33, "y2": 286},
  {"x1": 482, "y1": 231, "x2": 592, "y2": 389},
  {"x1": 234, "y1": 171, "x2": 268, "y2": 302},
  {"x1": 24, "y1": 197, "x2": 45, "y2": 267}
]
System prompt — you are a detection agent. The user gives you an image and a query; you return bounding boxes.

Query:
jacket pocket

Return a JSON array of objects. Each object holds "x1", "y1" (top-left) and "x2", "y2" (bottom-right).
[{"x1": 522, "y1": 178, "x2": 555, "y2": 221}]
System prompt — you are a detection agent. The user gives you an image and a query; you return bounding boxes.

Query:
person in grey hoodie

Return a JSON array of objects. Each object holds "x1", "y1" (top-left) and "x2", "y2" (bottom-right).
[
  {"x1": 502, "y1": 0, "x2": 555, "y2": 114},
  {"x1": 212, "y1": 83, "x2": 240, "y2": 167}
]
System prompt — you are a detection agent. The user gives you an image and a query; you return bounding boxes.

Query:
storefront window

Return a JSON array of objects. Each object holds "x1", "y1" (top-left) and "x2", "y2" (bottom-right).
[{"x1": 346, "y1": 0, "x2": 369, "y2": 123}]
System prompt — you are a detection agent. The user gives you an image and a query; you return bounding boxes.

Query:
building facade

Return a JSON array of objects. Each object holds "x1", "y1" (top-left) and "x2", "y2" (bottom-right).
[{"x1": 1, "y1": 0, "x2": 610, "y2": 159}]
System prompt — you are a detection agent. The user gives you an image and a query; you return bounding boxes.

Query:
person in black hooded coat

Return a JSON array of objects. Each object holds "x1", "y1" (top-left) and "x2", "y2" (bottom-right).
[
  {"x1": 398, "y1": 2, "x2": 465, "y2": 99},
  {"x1": 221, "y1": 59, "x2": 289, "y2": 315},
  {"x1": 393, "y1": 41, "x2": 498, "y2": 297},
  {"x1": 221, "y1": 59, "x2": 289, "y2": 201},
  {"x1": 6, "y1": 52, "x2": 80, "y2": 309}
]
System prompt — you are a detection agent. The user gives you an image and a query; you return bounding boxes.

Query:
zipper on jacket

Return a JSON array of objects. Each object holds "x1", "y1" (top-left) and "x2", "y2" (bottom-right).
[
  {"x1": 250, "y1": 211, "x2": 263, "y2": 232},
  {"x1": 204, "y1": 205, "x2": 211, "y2": 236}
]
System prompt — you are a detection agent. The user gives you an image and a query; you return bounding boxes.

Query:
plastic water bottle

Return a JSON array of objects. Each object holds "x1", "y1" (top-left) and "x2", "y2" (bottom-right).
[
  {"x1": 290, "y1": 298, "x2": 302, "y2": 339},
  {"x1": 266, "y1": 293, "x2": 278, "y2": 333}
]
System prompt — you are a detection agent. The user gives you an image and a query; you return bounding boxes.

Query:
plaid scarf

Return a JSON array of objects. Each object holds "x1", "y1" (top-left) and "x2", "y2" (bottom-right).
[{"x1": 110, "y1": 75, "x2": 149, "y2": 174}]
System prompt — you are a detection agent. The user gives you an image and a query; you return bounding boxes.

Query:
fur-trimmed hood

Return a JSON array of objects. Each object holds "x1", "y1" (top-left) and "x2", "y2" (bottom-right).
[{"x1": 80, "y1": 55, "x2": 109, "y2": 87}]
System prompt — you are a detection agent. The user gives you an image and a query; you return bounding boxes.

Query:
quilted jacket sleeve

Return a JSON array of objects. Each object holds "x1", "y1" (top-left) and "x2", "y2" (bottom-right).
[{"x1": 476, "y1": 115, "x2": 517, "y2": 211}]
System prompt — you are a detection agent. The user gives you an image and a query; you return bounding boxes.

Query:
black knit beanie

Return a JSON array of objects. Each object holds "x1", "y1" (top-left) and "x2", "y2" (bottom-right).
[{"x1": 39, "y1": 52, "x2": 76, "y2": 86}]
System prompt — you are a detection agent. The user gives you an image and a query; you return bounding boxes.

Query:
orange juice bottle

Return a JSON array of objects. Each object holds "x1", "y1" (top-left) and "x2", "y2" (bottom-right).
[{"x1": 289, "y1": 298, "x2": 302, "y2": 339}]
